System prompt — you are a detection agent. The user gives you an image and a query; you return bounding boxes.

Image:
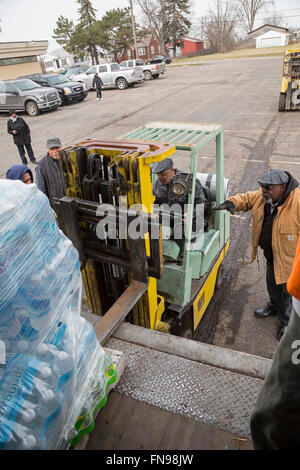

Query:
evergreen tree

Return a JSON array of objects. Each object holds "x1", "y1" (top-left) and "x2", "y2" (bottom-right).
[
  {"x1": 164, "y1": 0, "x2": 191, "y2": 57},
  {"x1": 76, "y1": 0, "x2": 97, "y2": 27},
  {"x1": 98, "y1": 8, "x2": 133, "y2": 60},
  {"x1": 76, "y1": 0, "x2": 99, "y2": 64}
]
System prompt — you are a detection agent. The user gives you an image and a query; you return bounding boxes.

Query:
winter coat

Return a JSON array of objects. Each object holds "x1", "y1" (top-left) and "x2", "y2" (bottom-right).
[
  {"x1": 92, "y1": 76, "x2": 103, "y2": 90},
  {"x1": 287, "y1": 237, "x2": 300, "y2": 300},
  {"x1": 6, "y1": 165, "x2": 33, "y2": 182},
  {"x1": 36, "y1": 153, "x2": 66, "y2": 207},
  {"x1": 228, "y1": 172, "x2": 300, "y2": 284},
  {"x1": 7, "y1": 117, "x2": 31, "y2": 145}
]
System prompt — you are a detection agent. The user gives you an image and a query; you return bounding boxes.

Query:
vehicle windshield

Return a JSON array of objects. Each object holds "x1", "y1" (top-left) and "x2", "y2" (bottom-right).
[
  {"x1": 47, "y1": 75, "x2": 69, "y2": 85},
  {"x1": 67, "y1": 65, "x2": 88, "y2": 74},
  {"x1": 111, "y1": 63, "x2": 120, "y2": 71},
  {"x1": 14, "y1": 79, "x2": 41, "y2": 91}
]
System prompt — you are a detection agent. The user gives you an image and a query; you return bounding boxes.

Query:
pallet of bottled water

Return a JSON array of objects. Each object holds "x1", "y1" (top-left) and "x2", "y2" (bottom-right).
[{"x1": 0, "y1": 180, "x2": 117, "y2": 450}]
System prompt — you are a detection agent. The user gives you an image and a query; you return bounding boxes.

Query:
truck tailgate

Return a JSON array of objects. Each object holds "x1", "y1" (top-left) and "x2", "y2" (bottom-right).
[{"x1": 80, "y1": 311, "x2": 271, "y2": 449}]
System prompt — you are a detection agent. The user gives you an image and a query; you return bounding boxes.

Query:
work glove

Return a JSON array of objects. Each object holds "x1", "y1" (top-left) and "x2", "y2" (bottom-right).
[{"x1": 213, "y1": 200, "x2": 235, "y2": 215}]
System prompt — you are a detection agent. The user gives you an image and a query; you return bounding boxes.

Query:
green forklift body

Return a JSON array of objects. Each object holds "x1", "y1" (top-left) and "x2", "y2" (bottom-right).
[{"x1": 121, "y1": 122, "x2": 230, "y2": 308}]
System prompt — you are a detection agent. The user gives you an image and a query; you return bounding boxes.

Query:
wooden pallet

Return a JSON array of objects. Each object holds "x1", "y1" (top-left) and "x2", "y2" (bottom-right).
[{"x1": 73, "y1": 347, "x2": 126, "y2": 450}]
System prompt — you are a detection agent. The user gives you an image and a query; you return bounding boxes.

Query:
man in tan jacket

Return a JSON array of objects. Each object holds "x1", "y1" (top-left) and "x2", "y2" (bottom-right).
[{"x1": 214, "y1": 169, "x2": 300, "y2": 341}]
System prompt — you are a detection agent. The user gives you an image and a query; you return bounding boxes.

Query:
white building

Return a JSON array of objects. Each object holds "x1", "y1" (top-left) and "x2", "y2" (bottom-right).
[
  {"x1": 40, "y1": 47, "x2": 91, "y2": 73},
  {"x1": 248, "y1": 24, "x2": 289, "y2": 48}
]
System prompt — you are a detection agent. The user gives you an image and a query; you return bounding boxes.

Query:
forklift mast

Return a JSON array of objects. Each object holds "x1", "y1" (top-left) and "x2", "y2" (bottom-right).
[{"x1": 55, "y1": 122, "x2": 230, "y2": 340}]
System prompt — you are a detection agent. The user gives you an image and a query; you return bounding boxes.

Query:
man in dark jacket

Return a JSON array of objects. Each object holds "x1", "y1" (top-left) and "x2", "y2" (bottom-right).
[
  {"x1": 92, "y1": 73, "x2": 103, "y2": 100},
  {"x1": 152, "y1": 158, "x2": 210, "y2": 252},
  {"x1": 7, "y1": 111, "x2": 36, "y2": 165},
  {"x1": 6, "y1": 164, "x2": 33, "y2": 184},
  {"x1": 36, "y1": 137, "x2": 66, "y2": 207}
]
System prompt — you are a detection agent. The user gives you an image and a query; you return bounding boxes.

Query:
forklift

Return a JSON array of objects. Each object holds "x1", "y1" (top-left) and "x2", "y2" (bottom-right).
[
  {"x1": 278, "y1": 40, "x2": 300, "y2": 111},
  {"x1": 54, "y1": 122, "x2": 230, "y2": 341}
]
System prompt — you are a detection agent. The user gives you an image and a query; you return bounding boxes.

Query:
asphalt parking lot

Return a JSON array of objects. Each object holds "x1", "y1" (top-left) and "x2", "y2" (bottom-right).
[{"x1": 2, "y1": 57, "x2": 300, "y2": 358}]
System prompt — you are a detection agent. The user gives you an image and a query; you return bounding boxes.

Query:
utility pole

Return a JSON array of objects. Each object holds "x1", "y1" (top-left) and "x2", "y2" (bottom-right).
[{"x1": 129, "y1": 0, "x2": 139, "y2": 59}]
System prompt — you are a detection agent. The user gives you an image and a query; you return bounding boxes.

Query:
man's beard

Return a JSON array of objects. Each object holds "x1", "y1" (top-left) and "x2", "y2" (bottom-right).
[{"x1": 262, "y1": 194, "x2": 273, "y2": 204}]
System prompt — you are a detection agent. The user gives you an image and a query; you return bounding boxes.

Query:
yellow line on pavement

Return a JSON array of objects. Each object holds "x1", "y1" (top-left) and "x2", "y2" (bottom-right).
[
  {"x1": 225, "y1": 130, "x2": 300, "y2": 134},
  {"x1": 241, "y1": 159, "x2": 264, "y2": 163},
  {"x1": 270, "y1": 160, "x2": 300, "y2": 165}
]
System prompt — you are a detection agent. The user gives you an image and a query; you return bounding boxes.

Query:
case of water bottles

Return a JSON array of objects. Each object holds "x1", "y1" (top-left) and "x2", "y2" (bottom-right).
[{"x1": 0, "y1": 180, "x2": 117, "y2": 450}]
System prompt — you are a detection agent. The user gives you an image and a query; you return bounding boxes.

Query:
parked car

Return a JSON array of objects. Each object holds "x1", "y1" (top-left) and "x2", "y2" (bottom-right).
[
  {"x1": 119, "y1": 59, "x2": 165, "y2": 80},
  {"x1": 74, "y1": 63, "x2": 144, "y2": 90},
  {"x1": 61, "y1": 64, "x2": 90, "y2": 80},
  {"x1": 146, "y1": 55, "x2": 172, "y2": 64},
  {"x1": 0, "y1": 79, "x2": 61, "y2": 116},
  {"x1": 18, "y1": 74, "x2": 88, "y2": 105}
]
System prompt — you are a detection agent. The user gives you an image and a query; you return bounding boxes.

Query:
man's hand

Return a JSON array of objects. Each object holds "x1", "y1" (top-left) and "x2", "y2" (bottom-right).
[
  {"x1": 12, "y1": 130, "x2": 17, "y2": 134},
  {"x1": 213, "y1": 200, "x2": 235, "y2": 215}
]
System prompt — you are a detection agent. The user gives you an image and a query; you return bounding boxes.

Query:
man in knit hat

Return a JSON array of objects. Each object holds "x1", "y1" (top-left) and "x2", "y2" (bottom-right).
[{"x1": 214, "y1": 169, "x2": 300, "y2": 340}]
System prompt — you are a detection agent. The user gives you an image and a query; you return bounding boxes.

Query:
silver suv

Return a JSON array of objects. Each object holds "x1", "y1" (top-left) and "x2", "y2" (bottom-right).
[{"x1": 0, "y1": 79, "x2": 61, "y2": 116}]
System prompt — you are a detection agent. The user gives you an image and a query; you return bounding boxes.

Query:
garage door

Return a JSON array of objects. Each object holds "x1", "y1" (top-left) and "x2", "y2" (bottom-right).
[{"x1": 261, "y1": 37, "x2": 282, "y2": 47}]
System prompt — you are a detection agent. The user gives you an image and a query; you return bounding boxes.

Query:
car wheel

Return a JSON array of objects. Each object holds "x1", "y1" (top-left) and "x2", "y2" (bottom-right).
[
  {"x1": 153, "y1": 74, "x2": 159, "y2": 79},
  {"x1": 116, "y1": 78, "x2": 128, "y2": 90},
  {"x1": 144, "y1": 70, "x2": 152, "y2": 81},
  {"x1": 25, "y1": 101, "x2": 40, "y2": 117}
]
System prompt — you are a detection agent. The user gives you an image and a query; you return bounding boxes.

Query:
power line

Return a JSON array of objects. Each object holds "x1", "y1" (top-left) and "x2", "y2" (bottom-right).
[
  {"x1": 190, "y1": 14, "x2": 300, "y2": 25},
  {"x1": 192, "y1": 14, "x2": 300, "y2": 22}
]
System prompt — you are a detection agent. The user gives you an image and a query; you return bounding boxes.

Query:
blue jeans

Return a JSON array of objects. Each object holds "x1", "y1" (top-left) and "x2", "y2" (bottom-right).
[{"x1": 16, "y1": 143, "x2": 35, "y2": 164}]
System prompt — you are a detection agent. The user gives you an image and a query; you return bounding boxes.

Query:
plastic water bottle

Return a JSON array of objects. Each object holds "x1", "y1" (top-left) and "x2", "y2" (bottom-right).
[
  {"x1": 0, "y1": 301, "x2": 22, "y2": 342},
  {"x1": 52, "y1": 351, "x2": 74, "y2": 377}
]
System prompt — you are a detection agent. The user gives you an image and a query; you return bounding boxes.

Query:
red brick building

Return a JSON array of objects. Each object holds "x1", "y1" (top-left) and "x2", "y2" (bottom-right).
[
  {"x1": 117, "y1": 34, "x2": 161, "y2": 62},
  {"x1": 166, "y1": 37, "x2": 204, "y2": 58}
]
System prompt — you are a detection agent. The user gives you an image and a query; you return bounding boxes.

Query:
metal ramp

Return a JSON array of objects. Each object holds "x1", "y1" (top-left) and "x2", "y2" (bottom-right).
[{"x1": 81, "y1": 311, "x2": 272, "y2": 448}]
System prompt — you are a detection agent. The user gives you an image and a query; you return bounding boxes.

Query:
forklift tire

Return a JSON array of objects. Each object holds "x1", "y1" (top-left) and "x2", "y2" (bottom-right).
[
  {"x1": 215, "y1": 265, "x2": 224, "y2": 290},
  {"x1": 278, "y1": 93, "x2": 286, "y2": 112}
]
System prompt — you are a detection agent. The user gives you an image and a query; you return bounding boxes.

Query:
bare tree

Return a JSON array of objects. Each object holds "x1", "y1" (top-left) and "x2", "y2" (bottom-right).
[
  {"x1": 263, "y1": 11, "x2": 284, "y2": 27},
  {"x1": 201, "y1": 0, "x2": 238, "y2": 53},
  {"x1": 236, "y1": 0, "x2": 274, "y2": 33},
  {"x1": 134, "y1": 0, "x2": 167, "y2": 53}
]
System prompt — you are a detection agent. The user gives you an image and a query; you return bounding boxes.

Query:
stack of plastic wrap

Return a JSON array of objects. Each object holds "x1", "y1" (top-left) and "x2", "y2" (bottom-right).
[{"x1": 0, "y1": 180, "x2": 117, "y2": 450}]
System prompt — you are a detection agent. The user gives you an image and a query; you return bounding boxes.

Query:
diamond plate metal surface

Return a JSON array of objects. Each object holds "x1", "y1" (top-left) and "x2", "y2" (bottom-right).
[{"x1": 106, "y1": 338, "x2": 264, "y2": 438}]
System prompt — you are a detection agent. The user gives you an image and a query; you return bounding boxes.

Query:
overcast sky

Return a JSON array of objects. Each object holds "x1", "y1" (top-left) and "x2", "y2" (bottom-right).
[{"x1": 0, "y1": 0, "x2": 299, "y2": 48}]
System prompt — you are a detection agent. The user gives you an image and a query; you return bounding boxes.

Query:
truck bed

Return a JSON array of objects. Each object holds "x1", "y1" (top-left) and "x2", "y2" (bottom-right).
[{"x1": 80, "y1": 311, "x2": 272, "y2": 450}]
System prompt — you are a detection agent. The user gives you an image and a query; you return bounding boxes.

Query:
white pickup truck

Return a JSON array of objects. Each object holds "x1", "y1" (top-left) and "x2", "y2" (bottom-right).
[
  {"x1": 74, "y1": 63, "x2": 144, "y2": 90},
  {"x1": 120, "y1": 59, "x2": 165, "y2": 80}
]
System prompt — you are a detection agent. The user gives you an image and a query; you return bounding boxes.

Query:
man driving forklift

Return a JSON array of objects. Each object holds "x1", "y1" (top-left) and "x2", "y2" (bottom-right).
[{"x1": 152, "y1": 158, "x2": 210, "y2": 223}]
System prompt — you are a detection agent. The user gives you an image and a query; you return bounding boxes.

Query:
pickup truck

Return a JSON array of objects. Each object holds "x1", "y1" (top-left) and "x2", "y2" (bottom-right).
[
  {"x1": 119, "y1": 59, "x2": 165, "y2": 80},
  {"x1": 0, "y1": 79, "x2": 61, "y2": 116},
  {"x1": 74, "y1": 63, "x2": 144, "y2": 90}
]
